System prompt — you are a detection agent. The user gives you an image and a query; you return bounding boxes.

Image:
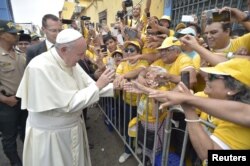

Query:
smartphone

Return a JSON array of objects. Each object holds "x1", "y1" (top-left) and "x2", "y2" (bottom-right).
[
  {"x1": 61, "y1": 19, "x2": 72, "y2": 24},
  {"x1": 146, "y1": 12, "x2": 150, "y2": 18},
  {"x1": 212, "y1": 11, "x2": 231, "y2": 22},
  {"x1": 181, "y1": 71, "x2": 190, "y2": 89},
  {"x1": 100, "y1": 45, "x2": 107, "y2": 52}
]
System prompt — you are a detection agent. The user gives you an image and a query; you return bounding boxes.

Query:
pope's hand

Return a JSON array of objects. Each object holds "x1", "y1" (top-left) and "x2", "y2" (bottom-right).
[{"x1": 96, "y1": 68, "x2": 115, "y2": 90}]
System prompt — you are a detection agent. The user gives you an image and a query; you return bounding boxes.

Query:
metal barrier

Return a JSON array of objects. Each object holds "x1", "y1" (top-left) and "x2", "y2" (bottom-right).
[
  {"x1": 171, "y1": 0, "x2": 247, "y2": 30},
  {"x1": 98, "y1": 90, "x2": 192, "y2": 166}
]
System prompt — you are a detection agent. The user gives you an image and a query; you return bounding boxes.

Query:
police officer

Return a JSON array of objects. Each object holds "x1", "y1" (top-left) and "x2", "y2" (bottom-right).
[{"x1": 0, "y1": 20, "x2": 25, "y2": 166}]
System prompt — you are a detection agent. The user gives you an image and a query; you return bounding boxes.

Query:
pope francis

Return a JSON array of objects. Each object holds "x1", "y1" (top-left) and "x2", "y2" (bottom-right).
[{"x1": 16, "y1": 29, "x2": 115, "y2": 166}]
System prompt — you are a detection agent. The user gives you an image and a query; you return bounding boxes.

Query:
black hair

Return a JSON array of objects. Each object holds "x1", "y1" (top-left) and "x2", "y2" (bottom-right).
[
  {"x1": 19, "y1": 34, "x2": 31, "y2": 43},
  {"x1": 223, "y1": 76, "x2": 250, "y2": 104},
  {"x1": 187, "y1": 23, "x2": 201, "y2": 35},
  {"x1": 103, "y1": 34, "x2": 117, "y2": 44},
  {"x1": 206, "y1": 19, "x2": 231, "y2": 33}
]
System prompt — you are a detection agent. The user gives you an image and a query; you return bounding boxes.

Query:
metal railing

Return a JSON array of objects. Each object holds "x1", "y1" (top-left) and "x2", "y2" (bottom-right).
[
  {"x1": 98, "y1": 90, "x2": 207, "y2": 166},
  {"x1": 171, "y1": 0, "x2": 247, "y2": 30}
]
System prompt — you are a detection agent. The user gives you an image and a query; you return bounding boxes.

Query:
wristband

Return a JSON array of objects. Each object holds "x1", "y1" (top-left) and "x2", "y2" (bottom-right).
[
  {"x1": 184, "y1": 118, "x2": 201, "y2": 123},
  {"x1": 226, "y1": 52, "x2": 234, "y2": 60}
]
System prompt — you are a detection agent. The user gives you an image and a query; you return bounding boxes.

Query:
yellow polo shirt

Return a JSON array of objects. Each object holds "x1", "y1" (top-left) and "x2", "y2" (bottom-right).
[
  {"x1": 138, "y1": 86, "x2": 168, "y2": 123},
  {"x1": 116, "y1": 60, "x2": 149, "y2": 106},
  {"x1": 151, "y1": 52, "x2": 194, "y2": 90}
]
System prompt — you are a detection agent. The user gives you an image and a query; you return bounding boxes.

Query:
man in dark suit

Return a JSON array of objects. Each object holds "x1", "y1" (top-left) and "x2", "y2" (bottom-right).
[{"x1": 26, "y1": 14, "x2": 62, "y2": 65}]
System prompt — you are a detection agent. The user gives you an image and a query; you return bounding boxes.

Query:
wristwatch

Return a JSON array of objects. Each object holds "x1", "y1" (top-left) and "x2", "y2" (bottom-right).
[{"x1": 226, "y1": 52, "x2": 235, "y2": 60}]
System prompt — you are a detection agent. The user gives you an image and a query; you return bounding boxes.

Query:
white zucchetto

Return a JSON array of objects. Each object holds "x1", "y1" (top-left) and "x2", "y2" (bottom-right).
[{"x1": 56, "y1": 28, "x2": 82, "y2": 44}]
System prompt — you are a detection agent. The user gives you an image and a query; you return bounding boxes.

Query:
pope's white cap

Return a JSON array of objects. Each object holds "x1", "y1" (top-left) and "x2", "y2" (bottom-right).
[{"x1": 56, "y1": 28, "x2": 82, "y2": 44}]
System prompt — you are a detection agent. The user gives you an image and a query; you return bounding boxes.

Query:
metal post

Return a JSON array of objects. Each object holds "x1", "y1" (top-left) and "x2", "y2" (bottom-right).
[
  {"x1": 161, "y1": 109, "x2": 173, "y2": 166},
  {"x1": 179, "y1": 125, "x2": 188, "y2": 166},
  {"x1": 152, "y1": 101, "x2": 159, "y2": 166}
]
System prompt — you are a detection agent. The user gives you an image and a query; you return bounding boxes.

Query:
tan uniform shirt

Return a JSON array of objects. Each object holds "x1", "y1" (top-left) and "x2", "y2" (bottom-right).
[{"x1": 0, "y1": 47, "x2": 26, "y2": 95}]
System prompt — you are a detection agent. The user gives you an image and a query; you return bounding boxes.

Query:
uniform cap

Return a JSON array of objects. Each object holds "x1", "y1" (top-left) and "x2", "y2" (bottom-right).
[{"x1": 0, "y1": 20, "x2": 22, "y2": 34}]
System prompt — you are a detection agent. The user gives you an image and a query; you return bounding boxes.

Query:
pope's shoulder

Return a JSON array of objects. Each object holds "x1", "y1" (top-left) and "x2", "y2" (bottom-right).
[{"x1": 27, "y1": 50, "x2": 56, "y2": 70}]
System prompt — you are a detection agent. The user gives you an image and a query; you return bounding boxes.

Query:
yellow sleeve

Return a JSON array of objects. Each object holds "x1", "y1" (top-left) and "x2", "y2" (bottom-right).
[
  {"x1": 230, "y1": 33, "x2": 250, "y2": 53},
  {"x1": 116, "y1": 61, "x2": 125, "y2": 75},
  {"x1": 193, "y1": 53, "x2": 201, "y2": 70},
  {"x1": 178, "y1": 54, "x2": 194, "y2": 71},
  {"x1": 136, "y1": 60, "x2": 149, "y2": 68},
  {"x1": 169, "y1": 29, "x2": 175, "y2": 37},
  {"x1": 140, "y1": 12, "x2": 148, "y2": 27},
  {"x1": 151, "y1": 59, "x2": 165, "y2": 68},
  {"x1": 213, "y1": 121, "x2": 250, "y2": 149}
]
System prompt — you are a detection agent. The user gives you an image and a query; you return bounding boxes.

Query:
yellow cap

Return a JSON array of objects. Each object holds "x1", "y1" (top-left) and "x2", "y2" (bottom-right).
[
  {"x1": 128, "y1": 117, "x2": 138, "y2": 137},
  {"x1": 160, "y1": 15, "x2": 171, "y2": 21},
  {"x1": 111, "y1": 49, "x2": 123, "y2": 57},
  {"x1": 200, "y1": 58, "x2": 250, "y2": 86},
  {"x1": 124, "y1": 40, "x2": 141, "y2": 49},
  {"x1": 157, "y1": 36, "x2": 181, "y2": 50}
]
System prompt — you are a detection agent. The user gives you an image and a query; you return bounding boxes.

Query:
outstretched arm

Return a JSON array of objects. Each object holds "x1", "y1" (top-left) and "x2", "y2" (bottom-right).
[{"x1": 149, "y1": 82, "x2": 250, "y2": 127}]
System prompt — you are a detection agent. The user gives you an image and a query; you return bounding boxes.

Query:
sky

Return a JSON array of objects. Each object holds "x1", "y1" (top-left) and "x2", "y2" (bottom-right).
[{"x1": 11, "y1": 0, "x2": 64, "y2": 27}]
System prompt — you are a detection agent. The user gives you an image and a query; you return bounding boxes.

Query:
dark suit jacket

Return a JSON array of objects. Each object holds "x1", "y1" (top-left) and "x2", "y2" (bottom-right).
[
  {"x1": 26, "y1": 41, "x2": 47, "y2": 65},
  {"x1": 78, "y1": 59, "x2": 96, "y2": 80}
]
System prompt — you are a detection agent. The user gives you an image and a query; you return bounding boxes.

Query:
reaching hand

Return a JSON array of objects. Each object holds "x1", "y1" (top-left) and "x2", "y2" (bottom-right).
[
  {"x1": 96, "y1": 68, "x2": 115, "y2": 90},
  {"x1": 180, "y1": 35, "x2": 200, "y2": 49},
  {"x1": 113, "y1": 75, "x2": 125, "y2": 89},
  {"x1": 149, "y1": 82, "x2": 193, "y2": 109},
  {"x1": 123, "y1": 81, "x2": 144, "y2": 94},
  {"x1": 234, "y1": 47, "x2": 249, "y2": 56}
]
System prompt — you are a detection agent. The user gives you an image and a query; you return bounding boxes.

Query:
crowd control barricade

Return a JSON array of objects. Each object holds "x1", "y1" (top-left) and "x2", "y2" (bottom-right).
[{"x1": 98, "y1": 90, "x2": 216, "y2": 166}]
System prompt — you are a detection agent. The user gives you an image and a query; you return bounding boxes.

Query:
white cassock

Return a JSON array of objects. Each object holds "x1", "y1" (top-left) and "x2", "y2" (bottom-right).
[{"x1": 16, "y1": 48, "x2": 113, "y2": 166}]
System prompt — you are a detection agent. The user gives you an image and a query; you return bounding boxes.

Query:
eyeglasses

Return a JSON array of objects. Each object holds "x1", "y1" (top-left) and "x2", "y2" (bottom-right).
[
  {"x1": 124, "y1": 47, "x2": 136, "y2": 53},
  {"x1": 46, "y1": 28, "x2": 62, "y2": 33},
  {"x1": 208, "y1": 74, "x2": 225, "y2": 82}
]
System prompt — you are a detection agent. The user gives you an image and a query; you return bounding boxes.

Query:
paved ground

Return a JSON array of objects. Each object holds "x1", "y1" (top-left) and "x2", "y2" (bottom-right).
[{"x1": 0, "y1": 106, "x2": 138, "y2": 166}]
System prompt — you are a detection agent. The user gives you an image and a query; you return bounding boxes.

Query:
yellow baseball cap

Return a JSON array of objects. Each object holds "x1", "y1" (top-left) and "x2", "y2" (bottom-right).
[
  {"x1": 124, "y1": 40, "x2": 141, "y2": 49},
  {"x1": 157, "y1": 36, "x2": 181, "y2": 50},
  {"x1": 160, "y1": 15, "x2": 171, "y2": 21},
  {"x1": 111, "y1": 49, "x2": 123, "y2": 57},
  {"x1": 200, "y1": 58, "x2": 250, "y2": 86}
]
